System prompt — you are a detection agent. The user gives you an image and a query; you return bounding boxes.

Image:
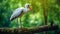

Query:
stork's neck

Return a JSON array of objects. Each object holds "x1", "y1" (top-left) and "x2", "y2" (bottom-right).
[{"x1": 24, "y1": 7, "x2": 29, "y2": 12}]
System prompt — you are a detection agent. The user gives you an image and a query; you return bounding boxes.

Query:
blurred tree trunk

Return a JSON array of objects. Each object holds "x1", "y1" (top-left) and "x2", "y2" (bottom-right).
[{"x1": 41, "y1": 0, "x2": 48, "y2": 34}]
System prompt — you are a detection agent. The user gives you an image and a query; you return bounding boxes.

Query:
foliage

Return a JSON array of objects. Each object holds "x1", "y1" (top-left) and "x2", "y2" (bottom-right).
[{"x1": 0, "y1": 0, "x2": 60, "y2": 34}]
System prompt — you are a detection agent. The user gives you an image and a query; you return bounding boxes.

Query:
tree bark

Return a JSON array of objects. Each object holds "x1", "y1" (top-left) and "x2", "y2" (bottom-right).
[
  {"x1": 0, "y1": 24, "x2": 58, "y2": 34},
  {"x1": 41, "y1": 0, "x2": 48, "y2": 34}
]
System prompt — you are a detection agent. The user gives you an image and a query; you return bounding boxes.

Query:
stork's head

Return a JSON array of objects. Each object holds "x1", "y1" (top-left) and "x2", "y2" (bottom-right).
[{"x1": 25, "y1": 3, "x2": 32, "y2": 11}]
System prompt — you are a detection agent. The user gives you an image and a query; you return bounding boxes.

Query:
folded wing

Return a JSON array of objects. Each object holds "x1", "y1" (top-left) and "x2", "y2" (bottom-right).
[{"x1": 10, "y1": 8, "x2": 23, "y2": 21}]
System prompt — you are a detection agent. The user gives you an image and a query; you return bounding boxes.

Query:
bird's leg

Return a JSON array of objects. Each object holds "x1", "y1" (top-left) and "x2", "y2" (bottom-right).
[
  {"x1": 20, "y1": 17, "x2": 22, "y2": 29},
  {"x1": 17, "y1": 18, "x2": 19, "y2": 28},
  {"x1": 20, "y1": 18, "x2": 22, "y2": 34}
]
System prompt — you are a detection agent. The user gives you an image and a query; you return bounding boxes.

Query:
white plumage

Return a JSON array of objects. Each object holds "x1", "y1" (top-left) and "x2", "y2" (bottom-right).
[{"x1": 10, "y1": 3, "x2": 32, "y2": 21}]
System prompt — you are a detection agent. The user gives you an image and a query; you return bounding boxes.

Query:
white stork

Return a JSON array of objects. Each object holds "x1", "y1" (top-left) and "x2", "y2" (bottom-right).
[{"x1": 10, "y1": 3, "x2": 32, "y2": 28}]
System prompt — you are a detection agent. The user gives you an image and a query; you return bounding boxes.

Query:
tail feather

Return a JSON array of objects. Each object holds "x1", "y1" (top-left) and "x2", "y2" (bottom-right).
[
  {"x1": 10, "y1": 17, "x2": 15, "y2": 21},
  {"x1": 10, "y1": 17, "x2": 13, "y2": 21},
  {"x1": 10, "y1": 16, "x2": 18, "y2": 21}
]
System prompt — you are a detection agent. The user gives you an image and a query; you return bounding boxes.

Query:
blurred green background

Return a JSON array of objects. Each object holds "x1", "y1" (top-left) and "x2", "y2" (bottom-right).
[{"x1": 0, "y1": 0, "x2": 60, "y2": 34}]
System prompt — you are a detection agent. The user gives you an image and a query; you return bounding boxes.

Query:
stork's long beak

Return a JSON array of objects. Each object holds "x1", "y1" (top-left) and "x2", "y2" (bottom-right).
[
  {"x1": 28, "y1": 6, "x2": 32, "y2": 11},
  {"x1": 28, "y1": 6, "x2": 34, "y2": 14}
]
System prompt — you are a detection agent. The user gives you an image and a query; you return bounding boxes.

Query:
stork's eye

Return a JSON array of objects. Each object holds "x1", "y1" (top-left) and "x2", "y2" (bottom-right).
[
  {"x1": 28, "y1": 5, "x2": 29, "y2": 6},
  {"x1": 27, "y1": 5, "x2": 30, "y2": 8}
]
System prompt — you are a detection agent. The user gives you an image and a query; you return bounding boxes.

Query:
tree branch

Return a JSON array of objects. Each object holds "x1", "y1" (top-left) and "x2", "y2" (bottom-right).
[{"x1": 0, "y1": 24, "x2": 58, "y2": 34}]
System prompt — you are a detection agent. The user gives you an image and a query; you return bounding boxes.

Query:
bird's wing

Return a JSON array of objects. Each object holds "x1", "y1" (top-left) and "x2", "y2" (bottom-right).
[{"x1": 10, "y1": 8, "x2": 23, "y2": 21}]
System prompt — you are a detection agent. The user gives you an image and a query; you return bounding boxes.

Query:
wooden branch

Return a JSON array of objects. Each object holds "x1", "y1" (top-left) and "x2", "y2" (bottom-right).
[{"x1": 0, "y1": 24, "x2": 58, "y2": 34}]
